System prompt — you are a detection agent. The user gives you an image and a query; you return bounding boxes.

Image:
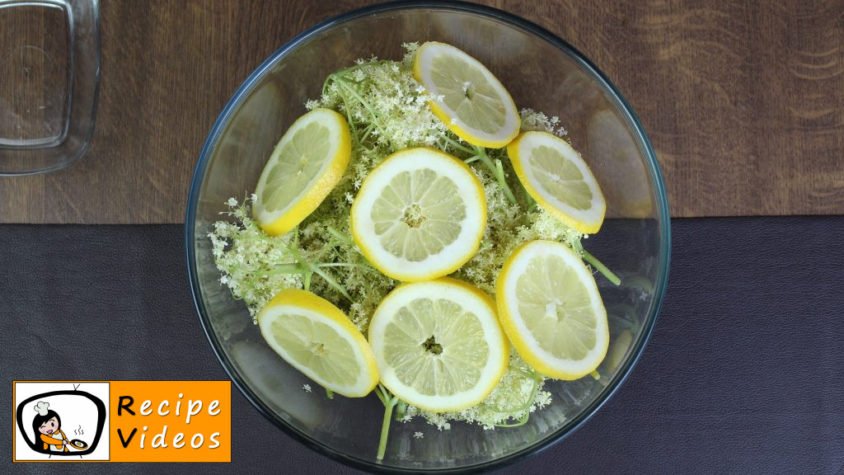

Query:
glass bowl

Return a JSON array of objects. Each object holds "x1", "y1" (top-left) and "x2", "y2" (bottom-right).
[{"x1": 185, "y1": 1, "x2": 670, "y2": 472}]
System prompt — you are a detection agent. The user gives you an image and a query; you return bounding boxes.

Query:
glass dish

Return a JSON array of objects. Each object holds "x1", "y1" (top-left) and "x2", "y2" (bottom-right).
[
  {"x1": 0, "y1": 0, "x2": 100, "y2": 175},
  {"x1": 185, "y1": 2, "x2": 671, "y2": 472}
]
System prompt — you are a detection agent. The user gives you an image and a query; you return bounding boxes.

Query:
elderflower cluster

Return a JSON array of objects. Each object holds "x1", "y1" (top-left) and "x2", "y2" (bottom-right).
[
  {"x1": 405, "y1": 353, "x2": 553, "y2": 430},
  {"x1": 208, "y1": 45, "x2": 597, "y2": 429},
  {"x1": 520, "y1": 108, "x2": 568, "y2": 137},
  {"x1": 208, "y1": 197, "x2": 302, "y2": 318}
]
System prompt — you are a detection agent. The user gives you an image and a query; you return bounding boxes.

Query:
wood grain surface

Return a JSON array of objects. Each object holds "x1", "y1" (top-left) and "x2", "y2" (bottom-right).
[{"x1": 0, "y1": 0, "x2": 842, "y2": 223}]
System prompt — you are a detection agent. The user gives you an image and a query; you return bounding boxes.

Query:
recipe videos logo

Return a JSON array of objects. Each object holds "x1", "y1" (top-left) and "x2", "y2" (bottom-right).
[{"x1": 13, "y1": 381, "x2": 231, "y2": 463}]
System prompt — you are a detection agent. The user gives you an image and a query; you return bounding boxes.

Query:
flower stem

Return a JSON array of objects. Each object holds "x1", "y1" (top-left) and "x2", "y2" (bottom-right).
[
  {"x1": 303, "y1": 271, "x2": 312, "y2": 291},
  {"x1": 335, "y1": 77, "x2": 387, "y2": 133},
  {"x1": 582, "y1": 250, "x2": 621, "y2": 285},
  {"x1": 278, "y1": 239, "x2": 354, "y2": 298},
  {"x1": 494, "y1": 159, "x2": 517, "y2": 203},
  {"x1": 474, "y1": 147, "x2": 516, "y2": 204},
  {"x1": 487, "y1": 374, "x2": 540, "y2": 415},
  {"x1": 326, "y1": 225, "x2": 354, "y2": 246},
  {"x1": 442, "y1": 135, "x2": 476, "y2": 155},
  {"x1": 318, "y1": 262, "x2": 367, "y2": 269},
  {"x1": 394, "y1": 400, "x2": 408, "y2": 421},
  {"x1": 376, "y1": 387, "x2": 398, "y2": 462},
  {"x1": 374, "y1": 386, "x2": 387, "y2": 405},
  {"x1": 255, "y1": 263, "x2": 303, "y2": 276},
  {"x1": 495, "y1": 412, "x2": 530, "y2": 428},
  {"x1": 311, "y1": 265, "x2": 353, "y2": 301}
]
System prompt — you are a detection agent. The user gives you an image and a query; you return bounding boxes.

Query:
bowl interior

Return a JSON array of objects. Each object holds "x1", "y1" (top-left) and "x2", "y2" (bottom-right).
[{"x1": 187, "y1": 3, "x2": 669, "y2": 472}]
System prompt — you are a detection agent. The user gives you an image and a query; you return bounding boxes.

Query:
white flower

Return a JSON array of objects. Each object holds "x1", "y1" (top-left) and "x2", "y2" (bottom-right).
[{"x1": 206, "y1": 46, "x2": 587, "y2": 432}]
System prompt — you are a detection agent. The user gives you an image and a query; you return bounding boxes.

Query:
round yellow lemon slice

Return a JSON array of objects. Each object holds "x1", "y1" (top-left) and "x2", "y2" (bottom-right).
[
  {"x1": 507, "y1": 131, "x2": 607, "y2": 234},
  {"x1": 257, "y1": 289, "x2": 379, "y2": 397},
  {"x1": 350, "y1": 147, "x2": 486, "y2": 282},
  {"x1": 496, "y1": 240, "x2": 609, "y2": 380},
  {"x1": 367, "y1": 278, "x2": 509, "y2": 412},
  {"x1": 413, "y1": 41, "x2": 520, "y2": 148},
  {"x1": 253, "y1": 108, "x2": 351, "y2": 236}
]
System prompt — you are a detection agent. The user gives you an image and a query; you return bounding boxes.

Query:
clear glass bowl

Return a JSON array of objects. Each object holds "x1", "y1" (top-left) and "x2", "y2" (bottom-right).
[{"x1": 186, "y1": 2, "x2": 670, "y2": 472}]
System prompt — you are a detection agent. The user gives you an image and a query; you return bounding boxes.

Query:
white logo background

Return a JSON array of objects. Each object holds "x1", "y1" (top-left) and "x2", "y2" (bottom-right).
[{"x1": 14, "y1": 382, "x2": 110, "y2": 461}]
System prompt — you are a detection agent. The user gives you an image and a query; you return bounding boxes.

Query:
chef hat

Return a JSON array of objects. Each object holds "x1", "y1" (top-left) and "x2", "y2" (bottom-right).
[{"x1": 35, "y1": 401, "x2": 50, "y2": 416}]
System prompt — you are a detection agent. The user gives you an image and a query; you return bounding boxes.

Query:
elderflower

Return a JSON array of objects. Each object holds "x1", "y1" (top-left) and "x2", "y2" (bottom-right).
[
  {"x1": 207, "y1": 44, "x2": 599, "y2": 432},
  {"x1": 208, "y1": 198, "x2": 302, "y2": 318},
  {"x1": 520, "y1": 108, "x2": 567, "y2": 137}
]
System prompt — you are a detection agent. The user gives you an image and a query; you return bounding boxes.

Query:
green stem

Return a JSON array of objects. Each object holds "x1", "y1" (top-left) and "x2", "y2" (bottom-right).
[
  {"x1": 336, "y1": 89, "x2": 359, "y2": 145},
  {"x1": 495, "y1": 412, "x2": 530, "y2": 428},
  {"x1": 318, "y1": 262, "x2": 378, "y2": 274},
  {"x1": 303, "y1": 271, "x2": 312, "y2": 291},
  {"x1": 278, "y1": 239, "x2": 352, "y2": 298},
  {"x1": 374, "y1": 386, "x2": 387, "y2": 405},
  {"x1": 582, "y1": 250, "x2": 621, "y2": 286},
  {"x1": 442, "y1": 135, "x2": 475, "y2": 155},
  {"x1": 394, "y1": 400, "x2": 408, "y2": 421},
  {"x1": 318, "y1": 262, "x2": 366, "y2": 268},
  {"x1": 326, "y1": 226, "x2": 354, "y2": 246},
  {"x1": 360, "y1": 123, "x2": 376, "y2": 143},
  {"x1": 325, "y1": 389, "x2": 334, "y2": 399},
  {"x1": 335, "y1": 78, "x2": 386, "y2": 132},
  {"x1": 292, "y1": 227, "x2": 300, "y2": 248},
  {"x1": 311, "y1": 265, "x2": 353, "y2": 301},
  {"x1": 376, "y1": 391, "x2": 398, "y2": 461},
  {"x1": 474, "y1": 147, "x2": 516, "y2": 204},
  {"x1": 487, "y1": 375, "x2": 541, "y2": 415},
  {"x1": 256, "y1": 263, "x2": 304, "y2": 276},
  {"x1": 494, "y1": 159, "x2": 516, "y2": 201}
]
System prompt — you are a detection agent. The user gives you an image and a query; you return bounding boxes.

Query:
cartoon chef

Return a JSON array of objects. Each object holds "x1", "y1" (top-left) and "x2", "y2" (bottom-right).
[{"x1": 32, "y1": 401, "x2": 69, "y2": 453}]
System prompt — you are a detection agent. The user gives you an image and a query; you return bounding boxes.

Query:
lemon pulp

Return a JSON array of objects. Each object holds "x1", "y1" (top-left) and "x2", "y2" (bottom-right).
[
  {"x1": 507, "y1": 131, "x2": 606, "y2": 234},
  {"x1": 258, "y1": 289, "x2": 379, "y2": 397},
  {"x1": 351, "y1": 148, "x2": 486, "y2": 282},
  {"x1": 497, "y1": 240, "x2": 608, "y2": 380},
  {"x1": 413, "y1": 41, "x2": 520, "y2": 148},
  {"x1": 253, "y1": 108, "x2": 351, "y2": 236},
  {"x1": 368, "y1": 279, "x2": 508, "y2": 412}
]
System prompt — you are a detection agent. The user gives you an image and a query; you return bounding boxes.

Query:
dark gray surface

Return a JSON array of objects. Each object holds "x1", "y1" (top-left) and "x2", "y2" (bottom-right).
[{"x1": 2, "y1": 219, "x2": 843, "y2": 474}]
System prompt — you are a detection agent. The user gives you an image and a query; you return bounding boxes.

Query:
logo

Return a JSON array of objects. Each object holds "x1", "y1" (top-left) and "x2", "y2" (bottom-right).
[
  {"x1": 13, "y1": 382, "x2": 110, "y2": 461},
  {"x1": 13, "y1": 381, "x2": 231, "y2": 463}
]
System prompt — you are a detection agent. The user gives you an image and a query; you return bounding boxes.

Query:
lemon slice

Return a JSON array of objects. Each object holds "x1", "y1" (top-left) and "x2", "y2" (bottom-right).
[
  {"x1": 507, "y1": 131, "x2": 606, "y2": 234},
  {"x1": 496, "y1": 240, "x2": 609, "y2": 380},
  {"x1": 257, "y1": 289, "x2": 378, "y2": 397},
  {"x1": 413, "y1": 41, "x2": 520, "y2": 148},
  {"x1": 368, "y1": 278, "x2": 509, "y2": 412},
  {"x1": 350, "y1": 147, "x2": 486, "y2": 282},
  {"x1": 253, "y1": 108, "x2": 351, "y2": 236}
]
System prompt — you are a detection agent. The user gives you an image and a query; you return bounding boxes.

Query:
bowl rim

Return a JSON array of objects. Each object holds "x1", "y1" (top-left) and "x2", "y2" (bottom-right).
[{"x1": 185, "y1": 0, "x2": 671, "y2": 472}]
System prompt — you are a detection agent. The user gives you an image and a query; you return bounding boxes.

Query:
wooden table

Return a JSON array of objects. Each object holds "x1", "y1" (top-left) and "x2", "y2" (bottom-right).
[{"x1": 1, "y1": 0, "x2": 842, "y2": 223}]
